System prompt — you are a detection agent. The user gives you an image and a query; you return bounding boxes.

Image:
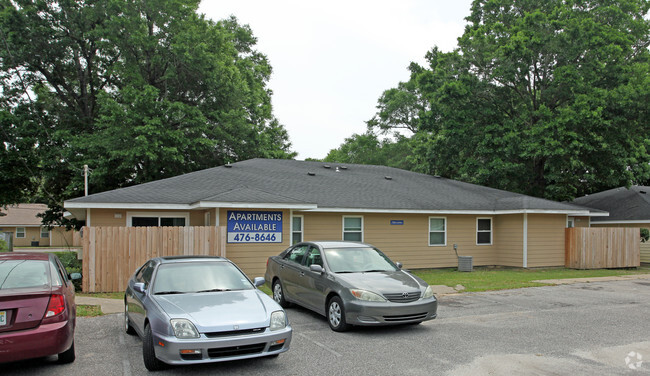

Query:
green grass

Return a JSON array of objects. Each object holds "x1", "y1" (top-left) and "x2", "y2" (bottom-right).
[
  {"x1": 411, "y1": 266, "x2": 650, "y2": 292},
  {"x1": 76, "y1": 304, "x2": 103, "y2": 317},
  {"x1": 77, "y1": 292, "x2": 124, "y2": 300},
  {"x1": 258, "y1": 285, "x2": 272, "y2": 296}
]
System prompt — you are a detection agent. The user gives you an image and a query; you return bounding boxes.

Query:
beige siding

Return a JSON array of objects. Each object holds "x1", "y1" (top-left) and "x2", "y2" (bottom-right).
[
  {"x1": 301, "y1": 212, "x2": 508, "y2": 269},
  {"x1": 91, "y1": 209, "x2": 128, "y2": 226},
  {"x1": 495, "y1": 214, "x2": 524, "y2": 267},
  {"x1": 527, "y1": 214, "x2": 566, "y2": 267},
  {"x1": 49, "y1": 227, "x2": 76, "y2": 248},
  {"x1": 641, "y1": 242, "x2": 650, "y2": 264},
  {"x1": 572, "y1": 216, "x2": 591, "y2": 227}
]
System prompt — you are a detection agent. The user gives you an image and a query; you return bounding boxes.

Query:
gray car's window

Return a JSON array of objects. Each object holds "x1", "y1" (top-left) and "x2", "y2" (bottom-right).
[
  {"x1": 304, "y1": 247, "x2": 323, "y2": 267},
  {"x1": 0, "y1": 260, "x2": 51, "y2": 289},
  {"x1": 138, "y1": 261, "x2": 155, "y2": 285},
  {"x1": 152, "y1": 261, "x2": 253, "y2": 294},
  {"x1": 284, "y1": 245, "x2": 308, "y2": 265},
  {"x1": 323, "y1": 247, "x2": 398, "y2": 273}
]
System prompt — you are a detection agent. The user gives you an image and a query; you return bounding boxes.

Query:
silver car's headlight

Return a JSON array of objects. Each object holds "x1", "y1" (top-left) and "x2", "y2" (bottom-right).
[
  {"x1": 270, "y1": 310, "x2": 287, "y2": 331},
  {"x1": 351, "y1": 289, "x2": 387, "y2": 302},
  {"x1": 170, "y1": 319, "x2": 200, "y2": 338},
  {"x1": 422, "y1": 285, "x2": 435, "y2": 299}
]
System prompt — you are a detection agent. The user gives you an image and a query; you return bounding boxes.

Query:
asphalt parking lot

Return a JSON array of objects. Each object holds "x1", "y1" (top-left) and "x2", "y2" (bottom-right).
[{"x1": 4, "y1": 279, "x2": 650, "y2": 376}]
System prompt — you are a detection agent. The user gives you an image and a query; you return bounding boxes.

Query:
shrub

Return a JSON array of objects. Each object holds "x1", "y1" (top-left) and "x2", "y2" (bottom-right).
[
  {"x1": 0, "y1": 238, "x2": 7, "y2": 252},
  {"x1": 641, "y1": 228, "x2": 649, "y2": 243},
  {"x1": 54, "y1": 251, "x2": 82, "y2": 290}
]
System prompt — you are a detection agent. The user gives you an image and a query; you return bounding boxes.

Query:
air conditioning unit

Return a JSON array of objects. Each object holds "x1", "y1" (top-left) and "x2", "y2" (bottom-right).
[{"x1": 458, "y1": 255, "x2": 473, "y2": 272}]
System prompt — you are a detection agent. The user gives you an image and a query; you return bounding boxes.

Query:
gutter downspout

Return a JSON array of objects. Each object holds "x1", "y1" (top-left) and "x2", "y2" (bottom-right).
[{"x1": 523, "y1": 212, "x2": 528, "y2": 268}]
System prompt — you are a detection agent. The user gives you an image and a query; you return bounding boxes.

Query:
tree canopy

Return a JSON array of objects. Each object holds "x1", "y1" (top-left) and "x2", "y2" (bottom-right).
[
  {"x1": 0, "y1": 0, "x2": 294, "y2": 224},
  {"x1": 359, "y1": 0, "x2": 650, "y2": 201}
]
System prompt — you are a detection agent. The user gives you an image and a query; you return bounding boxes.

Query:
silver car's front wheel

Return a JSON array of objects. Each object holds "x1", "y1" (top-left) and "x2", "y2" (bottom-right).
[{"x1": 327, "y1": 296, "x2": 350, "y2": 332}]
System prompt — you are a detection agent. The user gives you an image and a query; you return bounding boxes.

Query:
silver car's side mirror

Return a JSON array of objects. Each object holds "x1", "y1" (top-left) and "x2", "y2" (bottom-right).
[
  {"x1": 309, "y1": 264, "x2": 324, "y2": 273},
  {"x1": 253, "y1": 277, "x2": 265, "y2": 287},
  {"x1": 133, "y1": 282, "x2": 146, "y2": 294},
  {"x1": 395, "y1": 262, "x2": 403, "y2": 269}
]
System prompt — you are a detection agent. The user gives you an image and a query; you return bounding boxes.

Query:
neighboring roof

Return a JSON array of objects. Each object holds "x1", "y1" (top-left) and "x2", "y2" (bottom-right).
[
  {"x1": 572, "y1": 186, "x2": 650, "y2": 223},
  {"x1": 65, "y1": 158, "x2": 601, "y2": 218},
  {"x1": 0, "y1": 204, "x2": 47, "y2": 227}
]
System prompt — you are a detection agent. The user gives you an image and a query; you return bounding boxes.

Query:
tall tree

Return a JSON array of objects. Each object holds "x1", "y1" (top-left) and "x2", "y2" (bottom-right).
[
  {"x1": 369, "y1": 0, "x2": 650, "y2": 201},
  {"x1": 0, "y1": 0, "x2": 294, "y2": 221}
]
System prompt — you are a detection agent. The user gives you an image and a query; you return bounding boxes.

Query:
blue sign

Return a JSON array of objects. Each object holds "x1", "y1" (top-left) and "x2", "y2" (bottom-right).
[
  {"x1": 227, "y1": 211, "x2": 283, "y2": 243},
  {"x1": 390, "y1": 220, "x2": 404, "y2": 225}
]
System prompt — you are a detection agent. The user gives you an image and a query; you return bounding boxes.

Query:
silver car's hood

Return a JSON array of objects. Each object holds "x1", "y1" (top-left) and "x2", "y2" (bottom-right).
[
  {"x1": 154, "y1": 289, "x2": 276, "y2": 332},
  {"x1": 335, "y1": 270, "x2": 426, "y2": 294}
]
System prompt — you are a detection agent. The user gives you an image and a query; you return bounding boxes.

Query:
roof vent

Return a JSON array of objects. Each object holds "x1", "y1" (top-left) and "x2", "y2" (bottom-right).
[
  {"x1": 384, "y1": 176, "x2": 392, "y2": 180},
  {"x1": 433, "y1": 175, "x2": 441, "y2": 178},
  {"x1": 224, "y1": 163, "x2": 233, "y2": 168},
  {"x1": 307, "y1": 172, "x2": 316, "y2": 176},
  {"x1": 640, "y1": 190, "x2": 647, "y2": 194},
  {"x1": 339, "y1": 166, "x2": 348, "y2": 170},
  {"x1": 335, "y1": 167, "x2": 340, "y2": 172},
  {"x1": 323, "y1": 165, "x2": 331, "y2": 169}
]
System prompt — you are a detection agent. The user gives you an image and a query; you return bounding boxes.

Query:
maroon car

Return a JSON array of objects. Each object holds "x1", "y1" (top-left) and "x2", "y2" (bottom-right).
[{"x1": 0, "y1": 252, "x2": 80, "y2": 364}]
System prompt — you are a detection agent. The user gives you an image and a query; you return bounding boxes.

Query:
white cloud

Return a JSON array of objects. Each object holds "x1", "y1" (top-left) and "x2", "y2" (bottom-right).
[{"x1": 199, "y1": 0, "x2": 472, "y2": 160}]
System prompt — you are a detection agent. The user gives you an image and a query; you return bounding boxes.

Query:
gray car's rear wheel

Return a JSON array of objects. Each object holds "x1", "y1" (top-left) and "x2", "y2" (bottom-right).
[
  {"x1": 272, "y1": 279, "x2": 291, "y2": 308},
  {"x1": 124, "y1": 303, "x2": 136, "y2": 335},
  {"x1": 143, "y1": 324, "x2": 166, "y2": 371},
  {"x1": 327, "y1": 296, "x2": 350, "y2": 332}
]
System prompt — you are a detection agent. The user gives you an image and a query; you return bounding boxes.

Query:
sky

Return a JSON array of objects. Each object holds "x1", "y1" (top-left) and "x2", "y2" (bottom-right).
[{"x1": 199, "y1": 0, "x2": 474, "y2": 160}]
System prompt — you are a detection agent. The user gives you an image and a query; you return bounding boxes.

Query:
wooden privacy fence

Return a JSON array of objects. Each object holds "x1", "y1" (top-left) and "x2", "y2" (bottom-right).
[
  {"x1": 565, "y1": 227, "x2": 640, "y2": 269},
  {"x1": 82, "y1": 226, "x2": 226, "y2": 292}
]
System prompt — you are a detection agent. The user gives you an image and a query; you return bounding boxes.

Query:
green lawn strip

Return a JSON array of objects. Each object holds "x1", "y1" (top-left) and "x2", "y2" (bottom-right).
[
  {"x1": 76, "y1": 304, "x2": 103, "y2": 317},
  {"x1": 412, "y1": 266, "x2": 650, "y2": 293}
]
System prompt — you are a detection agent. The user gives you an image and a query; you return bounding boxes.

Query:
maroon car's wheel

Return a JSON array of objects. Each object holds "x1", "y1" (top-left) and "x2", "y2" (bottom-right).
[
  {"x1": 327, "y1": 296, "x2": 350, "y2": 332},
  {"x1": 143, "y1": 324, "x2": 166, "y2": 371},
  {"x1": 57, "y1": 340, "x2": 75, "y2": 364},
  {"x1": 272, "y1": 280, "x2": 291, "y2": 308}
]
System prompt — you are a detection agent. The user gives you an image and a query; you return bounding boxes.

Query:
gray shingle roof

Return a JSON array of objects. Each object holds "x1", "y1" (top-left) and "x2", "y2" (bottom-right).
[
  {"x1": 572, "y1": 186, "x2": 650, "y2": 222},
  {"x1": 65, "y1": 158, "x2": 597, "y2": 213}
]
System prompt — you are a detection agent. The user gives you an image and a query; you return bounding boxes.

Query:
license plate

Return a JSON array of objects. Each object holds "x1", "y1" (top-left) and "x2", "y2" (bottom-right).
[{"x1": 0, "y1": 311, "x2": 5, "y2": 326}]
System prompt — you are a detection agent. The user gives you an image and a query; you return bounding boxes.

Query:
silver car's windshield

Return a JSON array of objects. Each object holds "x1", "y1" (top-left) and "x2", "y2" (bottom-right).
[
  {"x1": 323, "y1": 247, "x2": 398, "y2": 273},
  {"x1": 152, "y1": 261, "x2": 254, "y2": 294}
]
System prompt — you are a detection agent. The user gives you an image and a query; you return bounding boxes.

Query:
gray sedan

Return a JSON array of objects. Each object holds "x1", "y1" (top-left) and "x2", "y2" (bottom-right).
[
  {"x1": 265, "y1": 241, "x2": 437, "y2": 331},
  {"x1": 124, "y1": 256, "x2": 292, "y2": 371}
]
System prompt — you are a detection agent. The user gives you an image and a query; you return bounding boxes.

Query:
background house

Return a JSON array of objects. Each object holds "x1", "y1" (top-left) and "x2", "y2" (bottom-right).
[
  {"x1": 65, "y1": 159, "x2": 605, "y2": 280},
  {"x1": 572, "y1": 186, "x2": 650, "y2": 264},
  {"x1": 0, "y1": 203, "x2": 78, "y2": 250}
]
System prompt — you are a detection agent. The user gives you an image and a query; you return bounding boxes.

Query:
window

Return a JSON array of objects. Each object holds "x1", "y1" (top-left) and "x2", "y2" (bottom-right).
[
  {"x1": 41, "y1": 227, "x2": 50, "y2": 238},
  {"x1": 292, "y1": 215, "x2": 303, "y2": 245},
  {"x1": 16, "y1": 227, "x2": 25, "y2": 238},
  {"x1": 205, "y1": 212, "x2": 211, "y2": 226},
  {"x1": 343, "y1": 216, "x2": 363, "y2": 242},
  {"x1": 128, "y1": 212, "x2": 189, "y2": 227},
  {"x1": 477, "y1": 218, "x2": 492, "y2": 245},
  {"x1": 429, "y1": 217, "x2": 446, "y2": 246},
  {"x1": 283, "y1": 245, "x2": 309, "y2": 265},
  {"x1": 304, "y1": 246, "x2": 323, "y2": 267},
  {"x1": 567, "y1": 217, "x2": 575, "y2": 228}
]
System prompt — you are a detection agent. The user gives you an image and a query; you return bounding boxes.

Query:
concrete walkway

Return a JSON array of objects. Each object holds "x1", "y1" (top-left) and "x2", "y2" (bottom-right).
[
  {"x1": 74, "y1": 273, "x2": 650, "y2": 315},
  {"x1": 76, "y1": 296, "x2": 123, "y2": 314}
]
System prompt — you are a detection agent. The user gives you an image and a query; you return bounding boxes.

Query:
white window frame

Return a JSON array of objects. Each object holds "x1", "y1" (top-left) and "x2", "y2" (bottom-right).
[
  {"x1": 291, "y1": 214, "x2": 304, "y2": 245},
  {"x1": 428, "y1": 217, "x2": 447, "y2": 246},
  {"x1": 567, "y1": 216, "x2": 575, "y2": 228},
  {"x1": 16, "y1": 227, "x2": 26, "y2": 238},
  {"x1": 476, "y1": 217, "x2": 493, "y2": 245},
  {"x1": 126, "y1": 211, "x2": 190, "y2": 227},
  {"x1": 40, "y1": 227, "x2": 50, "y2": 238},
  {"x1": 342, "y1": 215, "x2": 364, "y2": 242}
]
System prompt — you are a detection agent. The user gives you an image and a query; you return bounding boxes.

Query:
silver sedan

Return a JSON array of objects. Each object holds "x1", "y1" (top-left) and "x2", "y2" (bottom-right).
[
  {"x1": 124, "y1": 256, "x2": 292, "y2": 371},
  {"x1": 265, "y1": 241, "x2": 437, "y2": 331}
]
